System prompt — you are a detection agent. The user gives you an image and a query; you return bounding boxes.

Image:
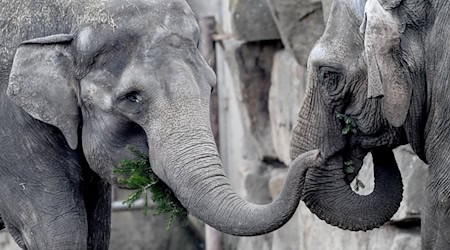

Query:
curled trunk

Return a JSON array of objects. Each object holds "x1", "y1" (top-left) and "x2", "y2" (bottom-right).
[
  {"x1": 302, "y1": 149, "x2": 403, "y2": 231},
  {"x1": 290, "y1": 83, "x2": 403, "y2": 231}
]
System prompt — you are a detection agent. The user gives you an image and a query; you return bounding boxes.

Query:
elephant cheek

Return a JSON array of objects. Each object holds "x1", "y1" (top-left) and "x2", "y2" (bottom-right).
[{"x1": 81, "y1": 138, "x2": 116, "y2": 182}]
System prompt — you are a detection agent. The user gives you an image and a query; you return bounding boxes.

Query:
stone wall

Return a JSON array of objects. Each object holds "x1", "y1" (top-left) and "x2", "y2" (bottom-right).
[{"x1": 215, "y1": 0, "x2": 426, "y2": 249}]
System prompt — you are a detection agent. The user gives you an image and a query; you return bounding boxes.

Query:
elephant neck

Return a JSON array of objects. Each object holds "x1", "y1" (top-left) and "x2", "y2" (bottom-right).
[
  {"x1": 422, "y1": 7, "x2": 450, "y2": 164},
  {"x1": 402, "y1": 76, "x2": 428, "y2": 162}
]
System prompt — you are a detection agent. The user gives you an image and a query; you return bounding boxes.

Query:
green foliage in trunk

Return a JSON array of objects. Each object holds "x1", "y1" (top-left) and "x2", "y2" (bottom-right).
[
  {"x1": 336, "y1": 113, "x2": 357, "y2": 135},
  {"x1": 113, "y1": 146, "x2": 188, "y2": 230}
]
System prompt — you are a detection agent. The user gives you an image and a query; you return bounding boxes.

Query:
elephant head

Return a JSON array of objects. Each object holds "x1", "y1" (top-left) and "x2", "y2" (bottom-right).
[
  {"x1": 290, "y1": 0, "x2": 429, "y2": 231},
  {"x1": 6, "y1": 0, "x2": 320, "y2": 236}
]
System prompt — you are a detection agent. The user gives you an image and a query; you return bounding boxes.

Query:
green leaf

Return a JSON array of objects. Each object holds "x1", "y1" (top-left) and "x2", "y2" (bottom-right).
[
  {"x1": 336, "y1": 113, "x2": 346, "y2": 120},
  {"x1": 114, "y1": 146, "x2": 188, "y2": 230},
  {"x1": 344, "y1": 165, "x2": 355, "y2": 174},
  {"x1": 345, "y1": 117, "x2": 352, "y2": 124},
  {"x1": 344, "y1": 160, "x2": 354, "y2": 174},
  {"x1": 342, "y1": 126, "x2": 351, "y2": 135},
  {"x1": 336, "y1": 113, "x2": 357, "y2": 135}
]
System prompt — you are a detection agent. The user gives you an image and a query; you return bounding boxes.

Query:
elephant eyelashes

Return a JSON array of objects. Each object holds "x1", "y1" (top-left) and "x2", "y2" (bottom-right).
[
  {"x1": 115, "y1": 91, "x2": 144, "y2": 115},
  {"x1": 318, "y1": 66, "x2": 342, "y2": 92},
  {"x1": 126, "y1": 93, "x2": 141, "y2": 103}
]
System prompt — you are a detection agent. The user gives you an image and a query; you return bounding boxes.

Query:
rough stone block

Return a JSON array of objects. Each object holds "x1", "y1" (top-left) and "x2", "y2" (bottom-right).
[
  {"x1": 224, "y1": 40, "x2": 283, "y2": 160},
  {"x1": 0, "y1": 232, "x2": 20, "y2": 250},
  {"x1": 268, "y1": 169, "x2": 288, "y2": 199},
  {"x1": 110, "y1": 189, "x2": 201, "y2": 250},
  {"x1": 229, "y1": 0, "x2": 280, "y2": 41},
  {"x1": 269, "y1": 50, "x2": 307, "y2": 165},
  {"x1": 271, "y1": 206, "x2": 302, "y2": 250},
  {"x1": 244, "y1": 164, "x2": 274, "y2": 204},
  {"x1": 186, "y1": 0, "x2": 219, "y2": 17},
  {"x1": 297, "y1": 202, "x2": 421, "y2": 250},
  {"x1": 321, "y1": 0, "x2": 332, "y2": 23},
  {"x1": 266, "y1": 0, "x2": 325, "y2": 66},
  {"x1": 389, "y1": 233, "x2": 422, "y2": 250},
  {"x1": 391, "y1": 146, "x2": 428, "y2": 221},
  {"x1": 268, "y1": 168, "x2": 303, "y2": 250}
]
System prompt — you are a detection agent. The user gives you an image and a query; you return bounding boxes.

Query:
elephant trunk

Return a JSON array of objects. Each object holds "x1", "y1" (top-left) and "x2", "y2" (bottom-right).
[
  {"x1": 302, "y1": 149, "x2": 403, "y2": 231},
  {"x1": 143, "y1": 100, "x2": 320, "y2": 236},
  {"x1": 290, "y1": 82, "x2": 403, "y2": 231}
]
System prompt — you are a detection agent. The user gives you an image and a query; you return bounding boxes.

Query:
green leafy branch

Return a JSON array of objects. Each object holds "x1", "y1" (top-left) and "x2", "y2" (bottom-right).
[
  {"x1": 113, "y1": 146, "x2": 188, "y2": 230},
  {"x1": 344, "y1": 160, "x2": 355, "y2": 174},
  {"x1": 336, "y1": 113, "x2": 357, "y2": 135},
  {"x1": 336, "y1": 115, "x2": 365, "y2": 191}
]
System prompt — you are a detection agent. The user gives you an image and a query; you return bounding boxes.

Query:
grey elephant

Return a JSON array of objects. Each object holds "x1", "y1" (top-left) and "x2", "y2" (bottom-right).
[
  {"x1": 290, "y1": 0, "x2": 450, "y2": 248},
  {"x1": 0, "y1": 0, "x2": 321, "y2": 249}
]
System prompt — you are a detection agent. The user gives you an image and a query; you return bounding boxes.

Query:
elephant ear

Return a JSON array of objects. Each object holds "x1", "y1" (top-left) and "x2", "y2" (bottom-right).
[
  {"x1": 363, "y1": 0, "x2": 410, "y2": 127},
  {"x1": 7, "y1": 34, "x2": 80, "y2": 149}
]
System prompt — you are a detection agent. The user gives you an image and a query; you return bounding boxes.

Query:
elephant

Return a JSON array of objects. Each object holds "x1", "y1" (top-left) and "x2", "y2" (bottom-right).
[
  {"x1": 290, "y1": 0, "x2": 450, "y2": 248},
  {"x1": 0, "y1": 0, "x2": 321, "y2": 248}
]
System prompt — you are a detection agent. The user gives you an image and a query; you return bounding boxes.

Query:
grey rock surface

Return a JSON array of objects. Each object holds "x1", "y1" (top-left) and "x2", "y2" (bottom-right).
[
  {"x1": 266, "y1": 0, "x2": 325, "y2": 66},
  {"x1": 392, "y1": 146, "x2": 428, "y2": 221},
  {"x1": 0, "y1": 233, "x2": 20, "y2": 250},
  {"x1": 224, "y1": 41, "x2": 283, "y2": 160},
  {"x1": 110, "y1": 211, "x2": 201, "y2": 250},
  {"x1": 296, "y1": 204, "x2": 421, "y2": 250},
  {"x1": 110, "y1": 189, "x2": 202, "y2": 250},
  {"x1": 321, "y1": 0, "x2": 332, "y2": 23},
  {"x1": 229, "y1": 0, "x2": 280, "y2": 41},
  {"x1": 269, "y1": 50, "x2": 307, "y2": 165},
  {"x1": 186, "y1": 0, "x2": 219, "y2": 17}
]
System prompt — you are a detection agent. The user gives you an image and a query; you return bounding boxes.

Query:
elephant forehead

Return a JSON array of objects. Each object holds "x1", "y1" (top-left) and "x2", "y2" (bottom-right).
[
  {"x1": 333, "y1": 0, "x2": 366, "y2": 21},
  {"x1": 314, "y1": 0, "x2": 367, "y2": 60},
  {"x1": 111, "y1": 0, "x2": 197, "y2": 32},
  {"x1": 76, "y1": 0, "x2": 198, "y2": 55}
]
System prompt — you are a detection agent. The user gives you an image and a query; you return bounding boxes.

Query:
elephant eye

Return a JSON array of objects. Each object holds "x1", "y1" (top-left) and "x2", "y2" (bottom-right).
[
  {"x1": 319, "y1": 67, "x2": 342, "y2": 92},
  {"x1": 115, "y1": 91, "x2": 144, "y2": 115},
  {"x1": 125, "y1": 92, "x2": 142, "y2": 103}
]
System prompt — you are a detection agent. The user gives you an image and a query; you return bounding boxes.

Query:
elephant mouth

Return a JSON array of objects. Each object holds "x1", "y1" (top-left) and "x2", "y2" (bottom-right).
[
  {"x1": 335, "y1": 127, "x2": 403, "y2": 182},
  {"x1": 350, "y1": 122, "x2": 404, "y2": 150}
]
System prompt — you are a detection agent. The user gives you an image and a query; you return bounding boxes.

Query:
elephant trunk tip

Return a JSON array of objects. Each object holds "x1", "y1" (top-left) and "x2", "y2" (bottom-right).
[{"x1": 301, "y1": 149, "x2": 403, "y2": 232}]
